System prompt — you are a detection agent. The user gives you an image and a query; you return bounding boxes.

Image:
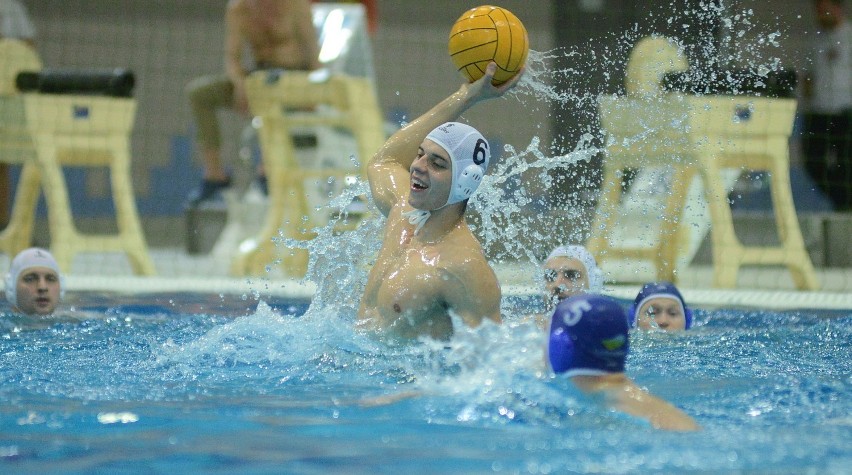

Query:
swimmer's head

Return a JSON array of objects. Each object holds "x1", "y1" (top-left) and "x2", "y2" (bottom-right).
[
  {"x1": 543, "y1": 245, "x2": 603, "y2": 305},
  {"x1": 423, "y1": 122, "x2": 490, "y2": 208},
  {"x1": 548, "y1": 294, "x2": 629, "y2": 376},
  {"x1": 628, "y1": 281, "x2": 692, "y2": 331},
  {"x1": 4, "y1": 247, "x2": 65, "y2": 315}
]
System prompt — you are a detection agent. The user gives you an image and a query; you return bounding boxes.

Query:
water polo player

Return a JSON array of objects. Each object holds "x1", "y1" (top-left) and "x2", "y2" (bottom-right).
[
  {"x1": 4, "y1": 248, "x2": 65, "y2": 316},
  {"x1": 543, "y1": 244, "x2": 603, "y2": 308},
  {"x1": 358, "y1": 62, "x2": 523, "y2": 340},
  {"x1": 526, "y1": 244, "x2": 604, "y2": 329},
  {"x1": 548, "y1": 294, "x2": 699, "y2": 431},
  {"x1": 628, "y1": 281, "x2": 693, "y2": 331}
]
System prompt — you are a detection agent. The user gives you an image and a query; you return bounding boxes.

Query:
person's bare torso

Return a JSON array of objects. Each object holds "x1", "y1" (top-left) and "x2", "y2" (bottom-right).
[
  {"x1": 358, "y1": 208, "x2": 482, "y2": 340},
  {"x1": 231, "y1": 0, "x2": 314, "y2": 70}
]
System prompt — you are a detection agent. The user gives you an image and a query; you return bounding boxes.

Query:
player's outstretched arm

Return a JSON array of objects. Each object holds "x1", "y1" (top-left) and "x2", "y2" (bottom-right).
[{"x1": 367, "y1": 62, "x2": 523, "y2": 215}]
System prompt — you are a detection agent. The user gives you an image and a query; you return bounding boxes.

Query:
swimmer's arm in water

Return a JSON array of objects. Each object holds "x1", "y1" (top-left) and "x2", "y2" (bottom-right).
[
  {"x1": 357, "y1": 390, "x2": 423, "y2": 408},
  {"x1": 612, "y1": 383, "x2": 700, "y2": 432},
  {"x1": 440, "y1": 260, "x2": 502, "y2": 327},
  {"x1": 367, "y1": 62, "x2": 524, "y2": 216},
  {"x1": 572, "y1": 375, "x2": 701, "y2": 432}
]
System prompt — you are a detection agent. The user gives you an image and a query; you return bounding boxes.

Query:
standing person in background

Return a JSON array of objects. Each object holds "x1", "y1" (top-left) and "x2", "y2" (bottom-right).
[
  {"x1": 801, "y1": 0, "x2": 852, "y2": 210},
  {"x1": 185, "y1": 0, "x2": 321, "y2": 205}
]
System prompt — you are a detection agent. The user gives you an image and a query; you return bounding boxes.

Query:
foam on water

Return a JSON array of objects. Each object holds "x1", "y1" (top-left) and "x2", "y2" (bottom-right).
[
  {"x1": 146, "y1": 298, "x2": 622, "y2": 430},
  {"x1": 2, "y1": 268, "x2": 849, "y2": 470}
]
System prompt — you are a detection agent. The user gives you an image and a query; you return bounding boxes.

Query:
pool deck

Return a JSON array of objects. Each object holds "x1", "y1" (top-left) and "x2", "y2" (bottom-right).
[{"x1": 3, "y1": 247, "x2": 847, "y2": 312}]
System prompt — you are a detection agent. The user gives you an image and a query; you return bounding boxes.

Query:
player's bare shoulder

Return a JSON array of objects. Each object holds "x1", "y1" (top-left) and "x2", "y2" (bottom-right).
[
  {"x1": 435, "y1": 231, "x2": 501, "y2": 325},
  {"x1": 439, "y1": 228, "x2": 497, "y2": 287}
]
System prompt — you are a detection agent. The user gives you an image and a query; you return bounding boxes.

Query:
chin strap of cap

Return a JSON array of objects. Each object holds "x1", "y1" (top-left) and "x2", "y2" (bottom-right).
[{"x1": 402, "y1": 209, "x2": 431, "y2": 236}]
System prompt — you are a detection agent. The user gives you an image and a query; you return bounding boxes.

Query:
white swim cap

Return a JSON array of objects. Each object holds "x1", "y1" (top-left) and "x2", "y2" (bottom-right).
[
  {"x1": 425, "y1": 122, "x2": 491, "y2": 206},
  {"x1": 4, "y1": 247, "x2": 65, "y2": 308},
  {"x1": 546, "y1": 245, "x2": 604, "y2": 293}
]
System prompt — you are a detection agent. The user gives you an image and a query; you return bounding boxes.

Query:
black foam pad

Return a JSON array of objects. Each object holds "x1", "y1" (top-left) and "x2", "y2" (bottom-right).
[{"x1": 15, "y1": 68, "x2": 135, "y2": 97}]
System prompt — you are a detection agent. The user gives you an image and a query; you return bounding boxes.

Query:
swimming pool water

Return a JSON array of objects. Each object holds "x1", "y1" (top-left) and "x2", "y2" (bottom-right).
[{"x1": 1, "y1": 292, "x2": 850, "y2": 474}]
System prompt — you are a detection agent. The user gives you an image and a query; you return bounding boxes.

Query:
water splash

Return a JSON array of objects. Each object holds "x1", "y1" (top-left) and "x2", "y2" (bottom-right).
[{"x1": 170, "y1": 0, "x2": 803, "y2": 417}]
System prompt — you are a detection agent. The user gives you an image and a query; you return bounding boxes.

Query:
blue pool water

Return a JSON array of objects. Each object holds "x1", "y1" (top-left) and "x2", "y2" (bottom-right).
[{"x1": 1, "y1": 292, "x2": 849, "y2": 474}]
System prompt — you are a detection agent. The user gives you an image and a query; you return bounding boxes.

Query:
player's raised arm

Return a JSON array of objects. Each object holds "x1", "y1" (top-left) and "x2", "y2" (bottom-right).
[{"x1": 367, "y1": 62, "x2": 523, "y2": 216}]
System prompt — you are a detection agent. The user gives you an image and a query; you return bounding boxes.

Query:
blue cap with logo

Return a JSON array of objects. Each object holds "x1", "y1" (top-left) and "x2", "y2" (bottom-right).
[{"x1": 548, "y1": 294, "x2": 630, "y2": 376}]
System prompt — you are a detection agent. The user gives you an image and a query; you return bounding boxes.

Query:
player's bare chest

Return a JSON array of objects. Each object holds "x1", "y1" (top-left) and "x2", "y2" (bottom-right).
[
  {"x1": 242, "y1": 12, "x2": 293, "y2": 42},
  {"x1": 375, "y1": 253, "x2": 445, "y2": 315}
]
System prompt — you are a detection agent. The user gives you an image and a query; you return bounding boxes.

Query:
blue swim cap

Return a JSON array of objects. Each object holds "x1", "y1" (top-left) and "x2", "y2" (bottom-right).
[
  {"x1": 548, "y1": 294, "x2": 629, "y2": 376},
  {"x1": 627, "y1": 281, "x2": 693, "y2": 329}
]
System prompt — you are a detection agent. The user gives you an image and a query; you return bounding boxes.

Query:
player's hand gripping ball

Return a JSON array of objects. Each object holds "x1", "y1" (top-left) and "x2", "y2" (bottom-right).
[{"x1": 449, "y1": 5, "x2": 529, "y2": 85}]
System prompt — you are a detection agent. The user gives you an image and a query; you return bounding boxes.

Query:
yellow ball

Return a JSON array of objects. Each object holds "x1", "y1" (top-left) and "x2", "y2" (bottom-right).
[{"x1": 449, "y1": 5, "x2": 529, "y2": 85}]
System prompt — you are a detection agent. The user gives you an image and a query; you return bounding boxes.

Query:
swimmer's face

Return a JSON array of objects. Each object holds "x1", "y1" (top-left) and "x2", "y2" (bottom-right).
[
  {"x1": 543, "y1": 256, "x2": 589, "y2": 306},
  {"x1": 15, "y1": 266, "x2": 61, "y2": 316},
  {"x1": 408, "y1": 140, "x2": 453, "y2": 210},
  {"x1": 637, "y1": 297, "x2": 686, "y2": 331}
]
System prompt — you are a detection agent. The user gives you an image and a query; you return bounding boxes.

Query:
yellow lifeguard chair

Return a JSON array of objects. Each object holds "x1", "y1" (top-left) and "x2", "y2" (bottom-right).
[
  {"x1": 0, "y1": 39, "x2": 155, "y2": 274},
  {"x1": 0, "y1": 39, "x2": 42, "y2": 256},
  {"x1": 230, "y1": 70, "x2": 385, "y2": 277},
  {"x1": 589, "y1": 36, "x2": 818, "y2": 290}
]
